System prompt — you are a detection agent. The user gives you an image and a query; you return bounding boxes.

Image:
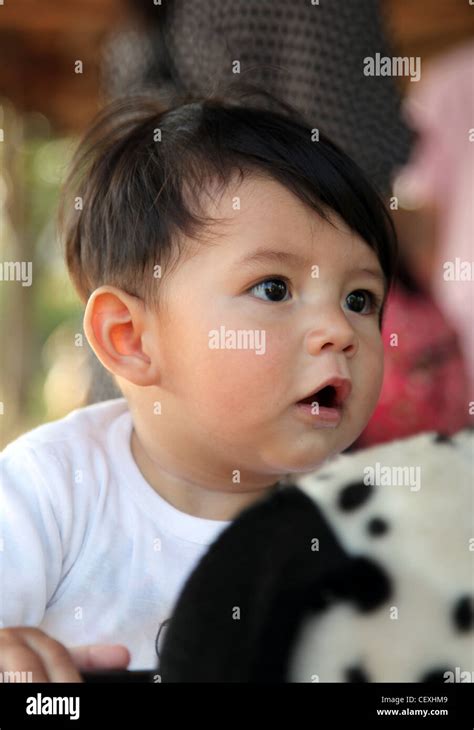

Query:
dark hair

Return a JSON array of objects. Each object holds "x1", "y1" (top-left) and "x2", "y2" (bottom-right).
[{"x1": 58, "y1": 85, "x2": 398, "y2": 323}]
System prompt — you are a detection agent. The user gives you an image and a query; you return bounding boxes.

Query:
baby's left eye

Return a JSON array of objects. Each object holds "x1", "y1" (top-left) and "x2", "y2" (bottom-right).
[
  {"x1": 345, "y1": 289, "x2": 380, "y2": 314},
  {"x1": 249, "y1": 278, "x2": 291, "y2": 303}
]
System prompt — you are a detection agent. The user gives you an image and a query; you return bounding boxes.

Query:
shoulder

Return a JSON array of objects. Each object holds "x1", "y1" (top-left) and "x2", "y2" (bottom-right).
[
  {"x1": 1, "y1": 397, "x2": 131, "y2": 504},
  {"x1": 2, "y1": 397, "x2": 129, "y2": 458},
  {"x1": 3, "y1": 397, "x2": 129, "y2": 453}
]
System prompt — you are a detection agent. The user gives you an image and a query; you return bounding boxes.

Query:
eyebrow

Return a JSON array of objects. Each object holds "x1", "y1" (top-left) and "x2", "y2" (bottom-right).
[
  {"x1": 236, "y1": 248, "x2": 386, "y2": 287},
  {"x1": 237, "y1": 249, "x2": 307, "y2": 268},
  {"x1": 353, "y1": 267, "x2": 386, "y2": 288}
]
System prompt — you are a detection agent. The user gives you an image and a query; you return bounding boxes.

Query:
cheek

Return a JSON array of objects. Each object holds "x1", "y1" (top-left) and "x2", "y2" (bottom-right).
[
  {"x1": 359, "y1": 335, "x2": 385, "y2": 411},
  {"x1": 184, "y1": 328, "x2": 289, "y2": 418}
]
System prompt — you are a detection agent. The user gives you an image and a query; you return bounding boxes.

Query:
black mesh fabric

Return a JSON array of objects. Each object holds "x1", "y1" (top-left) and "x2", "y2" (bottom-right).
[{"x1": 102, "y1": 0, "x2": 414, "y2": 196}]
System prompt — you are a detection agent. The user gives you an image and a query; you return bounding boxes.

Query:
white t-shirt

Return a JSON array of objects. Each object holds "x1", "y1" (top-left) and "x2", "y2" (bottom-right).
[{"x1": 0, "y1": 398, "x2": 231, "y2": 669}]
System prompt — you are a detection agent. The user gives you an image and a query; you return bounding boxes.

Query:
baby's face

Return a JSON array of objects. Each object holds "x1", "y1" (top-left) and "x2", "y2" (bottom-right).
[{"x1": 140, "y1": 175, "x2": 385, "y2": 480}]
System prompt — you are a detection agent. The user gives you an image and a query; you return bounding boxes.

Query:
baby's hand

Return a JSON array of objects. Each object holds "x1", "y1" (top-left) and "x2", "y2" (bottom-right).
[{"x1": 0, "y1": 627, "x2": 130, "y2": 682}]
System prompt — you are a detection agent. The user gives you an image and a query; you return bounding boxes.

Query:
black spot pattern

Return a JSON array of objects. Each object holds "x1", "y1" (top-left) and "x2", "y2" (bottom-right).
[
  {"x1": 433, "y1": 433, "x2": 453, "y2": 444},
  {"x1": 367, "y1": 517, "x2": 389, "y2": 537},
  {"x1": 338, "y1": 481, "x2": 374, "y2": 511},
  {"x1": 344, "y1": 665, "x2": 370, "y2": 682},
  {"x1": 320, "y1": 556, "x2": 392, "y2": 611},
  {"x1": 452, "y1": 595, "x2": 473, "y2": 632},
  {"x1": 419, "y1": 668, "x2": 452, "y2": 682}
]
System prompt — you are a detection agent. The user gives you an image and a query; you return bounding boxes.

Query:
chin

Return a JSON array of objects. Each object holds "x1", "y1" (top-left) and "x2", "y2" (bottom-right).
[{"x1": 266, "y1": 448, "x2": 335, "y2": 475}]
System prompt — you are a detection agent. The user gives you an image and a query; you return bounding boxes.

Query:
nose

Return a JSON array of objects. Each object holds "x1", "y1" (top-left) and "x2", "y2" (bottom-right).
[{"x1": 305, "y1": 309, "x2": 358, "y2": 358}]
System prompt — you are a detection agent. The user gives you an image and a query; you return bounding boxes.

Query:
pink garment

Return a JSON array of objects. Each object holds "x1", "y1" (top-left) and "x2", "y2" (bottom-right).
[
  {"x1": 398, "y1": 42, "x2": 474, "y2": 395},
  {"x1": 357, "y1": 284, "x2": 470, "y2": 449}
]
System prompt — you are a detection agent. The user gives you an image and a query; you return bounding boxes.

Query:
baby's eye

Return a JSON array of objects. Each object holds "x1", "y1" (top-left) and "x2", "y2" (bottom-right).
[
  {"x1": 345, "y1": 289, "x2": 381, "y2": 315},
  {"x1": 249, "y1": 277, "x2": 291, "y2": 303}
]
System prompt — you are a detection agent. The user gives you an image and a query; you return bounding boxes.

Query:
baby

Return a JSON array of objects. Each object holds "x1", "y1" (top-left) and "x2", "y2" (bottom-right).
[{"x1": 0, "y1": 91, "x2": 397, "y2": 681}]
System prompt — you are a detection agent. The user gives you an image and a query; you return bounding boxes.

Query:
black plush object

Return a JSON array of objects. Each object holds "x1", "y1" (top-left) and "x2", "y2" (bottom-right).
[
  {"x1": 158, "y1": 486, "x2": 390, "y2": 683},
  {"x1": 158, "y1": 428, "x2": 473, "y2": 683}
]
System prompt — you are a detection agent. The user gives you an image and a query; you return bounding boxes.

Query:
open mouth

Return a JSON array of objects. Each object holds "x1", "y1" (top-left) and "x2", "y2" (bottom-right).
[{"x1": 297, "y1": 385, "x2": 338, "y2": 409}]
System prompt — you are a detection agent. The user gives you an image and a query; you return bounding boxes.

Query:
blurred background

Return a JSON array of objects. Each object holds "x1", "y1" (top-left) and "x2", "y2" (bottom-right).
[{"x1": 0, "y1": 0, "x2": 473, "y2": 449}]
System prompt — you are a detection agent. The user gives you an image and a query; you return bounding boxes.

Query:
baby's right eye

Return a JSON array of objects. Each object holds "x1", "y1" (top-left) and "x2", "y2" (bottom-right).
[{"x1": 248, "y1": 277, "x2": 291, "y2": 303}]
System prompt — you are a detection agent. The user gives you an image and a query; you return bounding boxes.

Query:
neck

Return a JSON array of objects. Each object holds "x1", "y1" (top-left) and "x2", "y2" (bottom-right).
[{"x1": 130, "y1": 428, "x2": 282, "y2": 521}]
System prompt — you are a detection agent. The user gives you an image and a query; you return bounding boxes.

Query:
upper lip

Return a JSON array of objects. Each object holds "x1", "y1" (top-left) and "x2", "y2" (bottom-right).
[{"x1": 298, "y1": 376, "x2": 352, "y2": 407}]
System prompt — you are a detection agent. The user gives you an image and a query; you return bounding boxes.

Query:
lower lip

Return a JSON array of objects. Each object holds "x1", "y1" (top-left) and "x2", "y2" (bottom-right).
[{"x1": 294, "y1": 402, "x2": 343, "y2": 427}]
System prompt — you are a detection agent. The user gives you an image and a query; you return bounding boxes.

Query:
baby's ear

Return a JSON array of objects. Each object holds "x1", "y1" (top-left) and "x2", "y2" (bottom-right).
[
  {"x1": 158, "y1": 486, "x2": 355, "y2": 683},
  {"x1": 83, "y1": 286, "x2": 159, "y2": 387}
]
